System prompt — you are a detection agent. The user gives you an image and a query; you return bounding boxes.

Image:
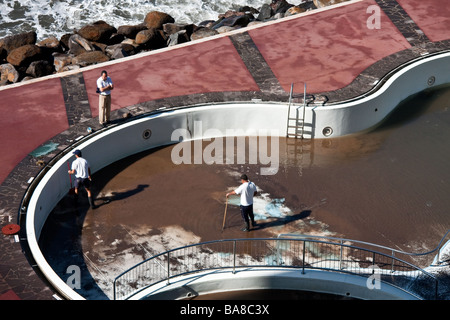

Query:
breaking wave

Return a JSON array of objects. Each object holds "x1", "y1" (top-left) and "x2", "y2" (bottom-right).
[{"x1": 0, "y1": 0, "x2": 269, "y2": 41}]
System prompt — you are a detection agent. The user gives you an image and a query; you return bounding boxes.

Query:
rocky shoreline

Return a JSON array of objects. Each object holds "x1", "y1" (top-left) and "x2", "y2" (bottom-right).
[{"x1": 0, "y1": 0, "x2": 347, "y2": 87}]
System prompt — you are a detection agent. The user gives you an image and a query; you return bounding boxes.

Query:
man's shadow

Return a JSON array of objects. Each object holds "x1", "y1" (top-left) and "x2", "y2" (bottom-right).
[
  {"x1": 94, "y1": 184, "x2": 149, "y2": 207},
  {"x1": 252, "y1": 210, "x2": 311, "y2": 231}
]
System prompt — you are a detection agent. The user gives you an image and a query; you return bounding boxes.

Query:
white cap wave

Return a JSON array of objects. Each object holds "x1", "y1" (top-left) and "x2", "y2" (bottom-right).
[{"x1": 0, "y1": 0, "x2": 269, "y2": 41}]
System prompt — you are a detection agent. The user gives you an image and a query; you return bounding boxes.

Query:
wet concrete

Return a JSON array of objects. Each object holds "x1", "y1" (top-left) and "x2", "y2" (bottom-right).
[
  {"x1": 264, "y1": 84, "x2": 450, "y2": 257},
  {"x1": 38, "y1": 84, "x2": 450, "y2": 299}
]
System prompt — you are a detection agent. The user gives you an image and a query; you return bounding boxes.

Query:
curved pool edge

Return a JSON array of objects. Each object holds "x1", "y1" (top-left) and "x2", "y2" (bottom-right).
[
  {"x1": 22, "y1": 48, "x2": 450, "y2": 299},
  {"x1": 307, "y1": 51, "x2": 450, "y2": 138},
  {"x1": 128, "y1": 267, "x2": 422, "y2": 300}
]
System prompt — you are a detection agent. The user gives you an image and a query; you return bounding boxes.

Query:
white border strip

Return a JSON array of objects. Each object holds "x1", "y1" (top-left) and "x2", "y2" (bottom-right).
[{"x1": 0, "y1": 0, "x2": 363, "y2": 91}]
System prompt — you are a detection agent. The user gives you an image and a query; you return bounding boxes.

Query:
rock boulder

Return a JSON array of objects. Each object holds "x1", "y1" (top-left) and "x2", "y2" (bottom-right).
[
  {"x1": 212, "y1": 14, "x2": 251, "y2": 30},
  {"x1": 77, "y1": 21, "x2": 117, "y2": 43},
  {"x1": 0, "y1": 63, "x2": 20, "y2": 83},
  {"x1": 107, "y1": 33, "x2": 125, "y2": 45},
  {"x1": 135, "y1": 29, "x2": 166, "y2": 50},
  {"x1": 238, "y1": 6, "x2": 260, "y2": 15},
  {"x1": 38, "y1": 36, "x2": 62, "y2": 52},
  {"x1": 26, "y1": 60, "x2": 54, "y2": 78},
  {"x1": 257, "y1": 4, "x2": 273, "y2": 21},
  {"x1": 313, "y1": 0, "x2": 348, "y2": 8},
  {"x1": 144, "y1": 11, "x2": 175, "y2": 30},
  {"x1": 218, "y1": 10, "x2": 245, "y2": 19},
  {"x1": 117, "y1": 24, "x2": 147, "y2": 39},
  {"x1": 285, "y1": 6, "x2": 307, "y2": 16},
  {"x1": 105, "y1": 43, "x2": 136, "y2": 57},
  {"x1": 53, "y1": 53, "x2": 74, "y2": 72},
  {"x1": 271, "y1": 0, "x2": 293, "y2": 14},
  {"x1": 190, "y1": 28, "x2": 219, "y2": 41},
  {"x1": 68, "y1": 34, "x2": 96, "y2": 56},
  {"x1": 0, "y1": 31, "x2": 37, "y2": 54},
  {"x1": 163, "y1": 23, "x2": 195, "y2": 38},
  {"x1": 6, "y1": 44, "x2": 42, "y2": 67},
  {"x1": 0, "y1": 48, "x2": 6, "y2": 62},
  {"x1": 215, "y1": 26, "x2": 237, "y2": 34},
  {"x1": 167, "y1": 30, "x2": 190, "y2": 47},
  {"x1": 72, "y1": 50, "x2": 110, "y2": 67}
]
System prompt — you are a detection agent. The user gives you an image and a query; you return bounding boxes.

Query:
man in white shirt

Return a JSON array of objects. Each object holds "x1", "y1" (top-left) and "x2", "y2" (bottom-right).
[
  {"x1": 68, "y1": 149, "x2": 97, "y2": 209},
  {"x1": 226, "y1": 174, "x2": 258, "y2": 231},
  {"x1": 97, "y1": 70, "x2": 114, "y2": 127}
]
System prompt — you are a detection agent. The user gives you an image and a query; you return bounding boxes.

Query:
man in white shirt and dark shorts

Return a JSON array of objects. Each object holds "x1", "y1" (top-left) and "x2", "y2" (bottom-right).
[
  {"x1": 97, "y1": 70, "x2": 114, "y2": 127},
  {"x1": 226, "y1": 174, "x2": 258, "y2": 231},
  {"x1": 68, "y1": 149, "x2": 97, "y2": 209}
]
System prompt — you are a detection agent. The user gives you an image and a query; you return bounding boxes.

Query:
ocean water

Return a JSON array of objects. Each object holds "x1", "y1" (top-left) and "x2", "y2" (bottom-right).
[{"x1": 0, "y1": 0, "x2": 270, "y2": 41}]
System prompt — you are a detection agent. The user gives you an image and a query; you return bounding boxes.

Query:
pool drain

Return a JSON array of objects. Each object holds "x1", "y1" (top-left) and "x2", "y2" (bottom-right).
[
  {"x1": 142, "y1": 129, "x2": 152, "y2": 140},
  {"x1": 2, "y1": 224, "x2": 20, "y2": 235},
  {"x1": 322, "y1": 127, "x2": 333, "y2": 137}
]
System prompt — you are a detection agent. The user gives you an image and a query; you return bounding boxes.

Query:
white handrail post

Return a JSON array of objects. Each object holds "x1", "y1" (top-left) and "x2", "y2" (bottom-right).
[
  {"x1": 233, "y1": 240, "x2": 237, "y2": 274},
  {"x1": 301, "y1": 82, "x2": 306, "y2": 139},
  {"x1": 166, "y1": 252, "x2": 170, "y2": 284}
]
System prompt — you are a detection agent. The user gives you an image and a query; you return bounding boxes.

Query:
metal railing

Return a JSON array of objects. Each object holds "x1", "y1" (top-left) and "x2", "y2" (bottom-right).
[
  {"x1": 113, "y1": 236, "x2": 444, "y2": 300},
  {"x1": 278, "y1": 232, "x2": 450, "y2": 266}
]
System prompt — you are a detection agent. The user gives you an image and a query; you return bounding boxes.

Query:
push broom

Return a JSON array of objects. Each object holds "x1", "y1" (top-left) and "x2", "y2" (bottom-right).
[
  {"x1": 67, "y1": 161, "x2": 75, "y2": 195},
  {"x1": 222, "y1": 197, "x2": 228, "y2": 231}
]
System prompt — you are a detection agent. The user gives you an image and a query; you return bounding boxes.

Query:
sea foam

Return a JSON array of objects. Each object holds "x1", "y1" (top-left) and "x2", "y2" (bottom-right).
[{"x1": 0, "y1": 0, "x2": 269, "y2": 41}]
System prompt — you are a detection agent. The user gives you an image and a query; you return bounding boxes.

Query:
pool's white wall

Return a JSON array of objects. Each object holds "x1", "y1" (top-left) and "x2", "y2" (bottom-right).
[
  {"x1": 305, "y1": 51, "x2": 450, "y2": 138},
  {"x1": 24, "y1": 51, "x2": 450, "y2": 300},
  {"x1": 131, "y1": 268, "x2": 420, "y2": 300},
  {"x1": 25, "y1": 103, "x2": 288, "y2": 300},
  {"x1": 29, "y1": 103, "x2": 288, "y2": 240}
]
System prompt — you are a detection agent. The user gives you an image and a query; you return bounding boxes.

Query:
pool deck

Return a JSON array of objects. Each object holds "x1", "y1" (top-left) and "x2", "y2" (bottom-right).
[{"x1": 1, "y1": 0, "x2": 450, "y2": 300}]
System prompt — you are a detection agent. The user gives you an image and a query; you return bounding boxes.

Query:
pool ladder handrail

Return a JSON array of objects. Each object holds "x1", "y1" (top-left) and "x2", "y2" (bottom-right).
[{"x1": 286, "y1": 83, "x2": 307, "y2": 139}]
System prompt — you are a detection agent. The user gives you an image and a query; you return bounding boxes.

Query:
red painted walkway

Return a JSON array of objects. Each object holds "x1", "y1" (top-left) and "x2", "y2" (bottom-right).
[
  {"x1": 0, "y1": 78, "x2": 68, "y2": 184},
  {"x1": 397, "y1": 0, "x2": 450, "y2": 42},
  {"x1": 83, "y1": 36, "x2": 260, "y2": 117},
  {"x1": 250, "y1": 0, "x2": 410, "y2": 93},
  {"x1": 1, "y1": 0, "x2": 444, "y2": 184}
]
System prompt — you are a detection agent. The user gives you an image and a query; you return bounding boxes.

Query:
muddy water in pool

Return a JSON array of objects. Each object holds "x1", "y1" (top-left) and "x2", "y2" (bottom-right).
[{"x1": 40, "y1": 84, "x2": 450, "y2": 297}]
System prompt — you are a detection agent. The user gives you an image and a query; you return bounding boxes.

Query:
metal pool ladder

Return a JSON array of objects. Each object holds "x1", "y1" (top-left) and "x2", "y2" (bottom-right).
[{"x1": 286, "y1": 83, "x2": 307, "y2": 139}]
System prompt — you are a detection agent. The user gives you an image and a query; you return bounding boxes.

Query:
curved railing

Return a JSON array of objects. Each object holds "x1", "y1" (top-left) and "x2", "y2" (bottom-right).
[
  {"x1": 278, "y1": 231, "x2": 450, "y2": 265},
  {"x1": 113, "y1": 235, "x2": 445, "y2": 300}
]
